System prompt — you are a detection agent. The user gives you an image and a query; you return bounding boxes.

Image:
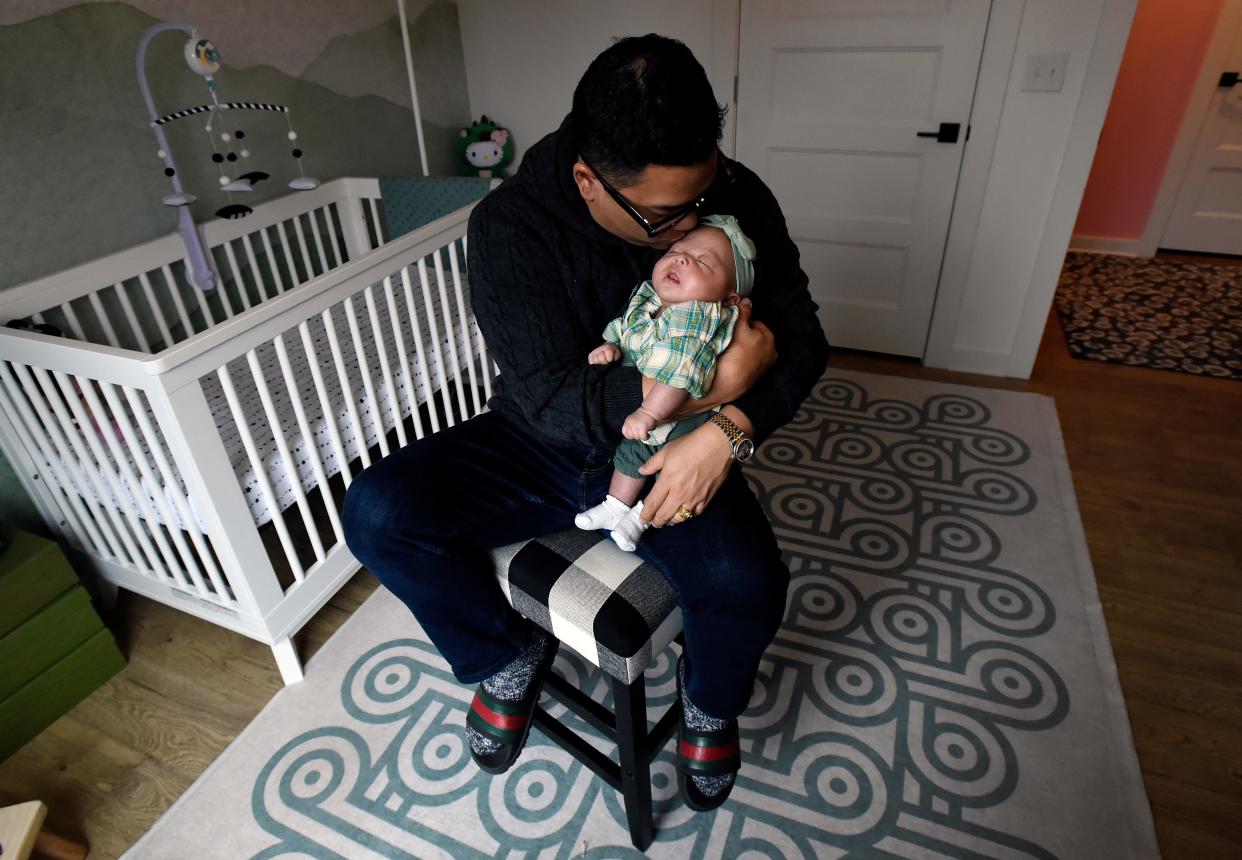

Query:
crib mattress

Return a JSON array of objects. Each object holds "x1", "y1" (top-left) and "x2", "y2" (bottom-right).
[{"x1": 64, "y1": 275, "x2": 484, "y2": 535}]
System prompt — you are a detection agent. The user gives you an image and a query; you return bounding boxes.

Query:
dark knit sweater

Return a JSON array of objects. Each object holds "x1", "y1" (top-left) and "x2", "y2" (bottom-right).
[{"x1": 467, "y1": 116, "x2": 830, "y2": 449}]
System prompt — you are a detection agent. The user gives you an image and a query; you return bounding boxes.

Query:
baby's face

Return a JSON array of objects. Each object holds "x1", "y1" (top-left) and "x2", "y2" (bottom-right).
[{"x1": 651, "y1": 226, "x2": 736, "y2": 305}]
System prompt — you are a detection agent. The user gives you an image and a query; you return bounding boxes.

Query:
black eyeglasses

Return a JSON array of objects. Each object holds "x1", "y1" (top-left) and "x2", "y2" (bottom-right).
[{"x1": 582, "y1": 153, "x2": 734, "y2": 237}]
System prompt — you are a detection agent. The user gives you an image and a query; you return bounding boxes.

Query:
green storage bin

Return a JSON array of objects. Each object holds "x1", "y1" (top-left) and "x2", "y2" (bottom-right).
[
  {"x1": 0, "y1": 628, "x2": 126, "y2": 762},
  {"x1": 0, "y1": 528, "x2": 126, "y2": 763},
  {"x1": 0, "y1": 586, "x2": 103, "y2": 700},
  {"x1": 0, "y1": 530, "x2": 79, "y2": 638}
]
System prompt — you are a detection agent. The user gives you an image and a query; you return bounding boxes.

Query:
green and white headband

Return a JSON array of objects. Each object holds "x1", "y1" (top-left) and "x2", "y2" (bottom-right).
[{"x1": 699, "y1": 214, "x2": 757, "y2": 297}]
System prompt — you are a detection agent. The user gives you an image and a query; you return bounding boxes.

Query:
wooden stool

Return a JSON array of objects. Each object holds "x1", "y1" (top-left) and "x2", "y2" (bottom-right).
[
  {"x1": 0, "y1": 801, "x2": 88, "y2": 860},
  {"x1": 492, "y1": 530, "x2": 683, "y2": 851}
]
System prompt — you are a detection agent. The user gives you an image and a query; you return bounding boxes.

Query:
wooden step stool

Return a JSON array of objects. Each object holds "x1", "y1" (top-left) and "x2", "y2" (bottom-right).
[{"x1": 0, "y1": 801, "x2": 88, "y2": 860}]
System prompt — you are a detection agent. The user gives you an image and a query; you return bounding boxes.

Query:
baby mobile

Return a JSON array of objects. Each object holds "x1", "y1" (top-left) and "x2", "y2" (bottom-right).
[{"x1": 137, "y1": 23, "x2": 320, "y2": 291}]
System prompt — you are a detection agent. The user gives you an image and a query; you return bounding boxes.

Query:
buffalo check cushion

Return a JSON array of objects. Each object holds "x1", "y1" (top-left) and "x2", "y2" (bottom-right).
[{"x1": 491, "y1": 529, "x2": 683, "y2": 685}]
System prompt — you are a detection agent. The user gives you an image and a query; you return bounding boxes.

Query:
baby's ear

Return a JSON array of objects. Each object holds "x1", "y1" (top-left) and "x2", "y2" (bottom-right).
[{"x1": 724, "y1": 293, "x2": 742, "y2": 308}]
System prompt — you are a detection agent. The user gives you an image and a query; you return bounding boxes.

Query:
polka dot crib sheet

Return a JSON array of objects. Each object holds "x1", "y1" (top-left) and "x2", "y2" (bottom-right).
[{"x1": 65, "y1": 271, "x2": 487, "y2": 535}]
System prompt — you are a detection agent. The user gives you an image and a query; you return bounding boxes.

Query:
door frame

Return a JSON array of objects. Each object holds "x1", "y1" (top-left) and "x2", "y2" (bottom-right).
[
  {"x1": 923, "y1": 0, "x2": 1138, "y2": 376},
  {"x1": 1136, "y1": 0, "x2": 1242, "y2": 258},
  {"x1": 922, "y1": 0, "x2": 1020, "y2": 368}
]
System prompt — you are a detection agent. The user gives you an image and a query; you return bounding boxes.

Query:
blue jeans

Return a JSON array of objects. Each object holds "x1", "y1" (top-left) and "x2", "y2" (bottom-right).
[{"x1": 341, "y1": 410, "x2": 788, "y2": 719}]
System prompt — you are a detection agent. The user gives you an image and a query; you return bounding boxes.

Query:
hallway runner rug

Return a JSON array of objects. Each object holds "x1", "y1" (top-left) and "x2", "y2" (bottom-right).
[
  {"x1": 125, "y1": 369, "x2": 1161, "y2": 859},
  {"x1": 1055, "y1": 251, "x2": 1241, "y2": 380}
]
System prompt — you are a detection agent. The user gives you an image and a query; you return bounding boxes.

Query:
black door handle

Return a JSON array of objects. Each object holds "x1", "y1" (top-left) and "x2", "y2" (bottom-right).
[
  {"x1": 916, "y1": 122, "x2": 961, "y2": 143},
  {"x1": 1221, "y1": 71, "x2": 1240, "y2": 87}
]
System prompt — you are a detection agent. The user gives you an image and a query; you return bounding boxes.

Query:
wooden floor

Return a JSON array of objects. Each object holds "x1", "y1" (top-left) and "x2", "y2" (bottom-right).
[{"x1": 2, "y1": 300, "x2": 1239, "y2": 859}]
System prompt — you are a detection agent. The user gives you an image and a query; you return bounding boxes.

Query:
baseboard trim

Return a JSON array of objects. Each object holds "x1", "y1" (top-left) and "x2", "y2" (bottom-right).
[
  {"x1": 1068, "y1": 235, "x2": 1153, "y2": 257},
  {"x1": 922, "y1": 345, "x2": 1015, "y2": 379}
]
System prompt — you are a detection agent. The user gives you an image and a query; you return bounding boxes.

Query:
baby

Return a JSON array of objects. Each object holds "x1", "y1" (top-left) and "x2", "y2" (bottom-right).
[{"x1": 575, "y1": 214, "x2": 756, "y2": 551}]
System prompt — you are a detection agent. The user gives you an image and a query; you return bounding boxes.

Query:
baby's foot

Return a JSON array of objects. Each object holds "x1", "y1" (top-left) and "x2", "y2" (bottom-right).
[
  {"x1": 610, "y1": 501, "x2": 649, "y2": 552},
  {"x1": 575, "y1": 494, "x2": 631, "y2": 531}
]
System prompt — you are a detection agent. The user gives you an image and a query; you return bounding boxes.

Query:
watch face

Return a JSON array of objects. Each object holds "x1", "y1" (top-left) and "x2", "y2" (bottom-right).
[{"x1": 736, "y1": 438, "x2": 755, "y2": 462}]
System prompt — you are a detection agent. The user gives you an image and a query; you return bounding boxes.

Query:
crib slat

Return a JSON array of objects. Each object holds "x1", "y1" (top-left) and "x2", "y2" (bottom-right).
[
  {"x1": 262, "y1": 227, "x2": 290, "y2": 294},
  {"x1": 48, "y1": 370, "x2": 163, "y2": 577},
  {"x1": 307, "y1": 210, "x2": 330, "y2": 273},
  {"x1": 161, "y1": 264, "x2": 196, "y2": 341},
  {"x1": 322, "y1": 306, "x2": 372, "y2": 469},
  {"x1": 342, "y1": 294, "x2": 389, "y2": 458},
  {"x1": 363, "y1": 283, "x2": 406, "y2": 448},
  {"x1": 113, "y1": 281, "x2": 153, "y2": 353},
  {"x1": 241, "y1": 233, "x2": 273, "y2": 302},
  {"x1": 297, "y1": 319, "x2": 354, "y2": 489},
  {"x1": 277, "y1": 222, "x2": 303, "y2": 285},
  {"x1": 380, "y1": 276, "x2": 426, "y2": 441},
  {"x1": 95, "y1": 381, "x2": 198, "y2": 590},
  {"x1": 292, "y1": 217, "x2": 318, "y2": 281},
  {"x1": 274, "y1": 332, "x2": 344, "y2": 544},
  {"x1": 415, "y1": 258, "x2": 456, "y2": 427},
  {"x1": 246, "y1": 347, "x2": 325, "y2": 565},
  {"x1": 121, "y1": 386, "x2": 220, "y2": 598},
  {"x1": 187, "y1": 260, "x2": 219, "y2": 327},
  {"x1": 0, "y1": 363, "x2": 106, "y2": 556},
  {"x1": 137, "y1": 272, "x2": 175, "y2": 351},
  {"x1": 87, "y1": 292, "x2": 122, "y2": 348},
  {"x1": 447, "y1": 239, "x2": 479, "y2": 415},
  {"x1": 398, "y1": 264, "x2": 439, "y2": 434},
  {"x1": 222, "y1": 241, "x2": 253, "y2": 311},
  {"x1": 446, "y1": 242, "x2": 481, "y2": 415},
  {"x1": 478, "y1": 332, "x2": 494, "y2": 402},
  {"x1": 367, "y1": 198, "x2": 385, "y2": 248},
  {"x1": 18, "y1": 365, "x2": 133, "y2": 565},
  {"x1": 211, "y1": 247, "x2": 242, "y2": 319},
  {"x1": 458, "y1": 232, "x2": 495, "y2": 400},
  {"x1": 60, "y1": 302, "x2": 88, "y2": 342},
  {"x1": 217, "y1": 360, "x2": 306, "y2": 582},
  {"x1": 431, "y1": 249, "x2": 471, "y2": 421},
  {"x1": 325, "y1": 204, "x2": 347, "y2": 266}
]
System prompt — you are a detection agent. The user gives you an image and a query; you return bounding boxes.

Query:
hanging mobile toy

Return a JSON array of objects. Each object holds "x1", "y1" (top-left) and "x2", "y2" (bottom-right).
[{"x1": 136, "y1": 23, "x2": 321, "y2": 289}]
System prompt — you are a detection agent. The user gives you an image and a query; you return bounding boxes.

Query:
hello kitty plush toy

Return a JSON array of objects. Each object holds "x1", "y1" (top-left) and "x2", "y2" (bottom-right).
[{"x1": 456, "y1": 116, "x2": 514, "y2": 179}]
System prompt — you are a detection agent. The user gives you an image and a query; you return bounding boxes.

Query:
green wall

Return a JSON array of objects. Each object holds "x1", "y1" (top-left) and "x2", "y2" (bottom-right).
[{"x1": 0, "y1": 0, "x2": 471, "y2": 536}]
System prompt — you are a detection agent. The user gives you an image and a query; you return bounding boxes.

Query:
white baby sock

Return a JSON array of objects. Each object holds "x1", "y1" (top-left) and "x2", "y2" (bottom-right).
[
  {"x1": 609, "y1": 500, "x2": 649, "y2": 552},
  {"x1": 575, "y1": 494, "x2": 631, "y2": 531}
]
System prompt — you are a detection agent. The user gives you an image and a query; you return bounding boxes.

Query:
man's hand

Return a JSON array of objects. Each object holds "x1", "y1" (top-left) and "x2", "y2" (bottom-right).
[
  {"x1": 712, "y1": 298, "x2": 776, "y2": 403},
  {"x1": 588, "y1": 342, "x2": 621, "y2": 365},
  {"x1": 638, "y1": 422, "x2": 733, "y2": 526}
]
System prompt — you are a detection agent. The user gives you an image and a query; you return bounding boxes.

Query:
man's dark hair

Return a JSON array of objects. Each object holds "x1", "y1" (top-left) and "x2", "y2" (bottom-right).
[{"x1": 572, "y1": 34, "x2": 727, "y2": 187}]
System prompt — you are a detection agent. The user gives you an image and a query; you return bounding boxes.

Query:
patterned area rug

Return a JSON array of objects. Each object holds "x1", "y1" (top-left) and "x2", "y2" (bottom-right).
[
  {"x1": 125, "y1": 370, "x2": 1160, "y2": 859},
  {"x1": 1055, "y1": 252, "x2": 1241, "y2": 379}
]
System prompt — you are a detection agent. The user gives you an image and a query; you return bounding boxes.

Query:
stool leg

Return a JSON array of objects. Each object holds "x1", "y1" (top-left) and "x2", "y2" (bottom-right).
[
  {"x1": 35, "y1": 829, "x2": 89, "y2": 860},
  {"x1": 612, "y1": 675, "x2": 654, "y2": 851}
]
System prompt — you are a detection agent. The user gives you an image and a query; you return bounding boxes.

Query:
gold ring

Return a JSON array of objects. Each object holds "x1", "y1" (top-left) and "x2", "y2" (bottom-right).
[{"x1": 676, "y1": 505, "x2": 695, "y2": 520}]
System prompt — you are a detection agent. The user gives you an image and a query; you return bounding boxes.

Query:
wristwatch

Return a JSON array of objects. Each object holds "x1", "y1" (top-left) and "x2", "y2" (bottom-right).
[{"x1": 708, "y1": 412, "x2": 755, "y2": 463}]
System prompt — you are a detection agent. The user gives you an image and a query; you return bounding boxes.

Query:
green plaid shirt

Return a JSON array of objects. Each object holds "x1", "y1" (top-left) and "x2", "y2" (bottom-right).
[{"x1": 602, "y1": 280, "x2": 739, "y2": 399}]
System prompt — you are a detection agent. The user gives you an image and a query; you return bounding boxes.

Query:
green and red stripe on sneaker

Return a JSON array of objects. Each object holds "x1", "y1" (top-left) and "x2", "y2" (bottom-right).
[
  {"x1": 466, "y1": 687, "x2": 530, "y2": 744},
  {"x1": 678, "y1": 725, "x2": 741, "y2": 776}
]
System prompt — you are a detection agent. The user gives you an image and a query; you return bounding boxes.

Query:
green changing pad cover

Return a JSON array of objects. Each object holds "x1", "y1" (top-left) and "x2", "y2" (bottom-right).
[{"x1": 378, "y1": 176, "x2": 493, "y2": 240}]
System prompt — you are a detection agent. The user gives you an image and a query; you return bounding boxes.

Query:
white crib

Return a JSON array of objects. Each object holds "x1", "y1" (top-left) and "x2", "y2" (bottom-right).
[{"x1": 0, "y1": 178, "x2": 495, "y2": 684}]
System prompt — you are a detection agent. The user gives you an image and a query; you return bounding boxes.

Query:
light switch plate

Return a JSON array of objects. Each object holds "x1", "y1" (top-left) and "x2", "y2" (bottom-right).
[{"x1": 1023, "y1": 52, "x2": 1070, "y2": 92}]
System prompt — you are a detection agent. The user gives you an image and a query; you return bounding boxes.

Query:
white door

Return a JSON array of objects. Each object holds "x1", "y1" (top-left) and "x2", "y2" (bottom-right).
[
  {"x1": 736, "y1": 0, "x2": 990, "y2": 356},
  {"x1": 1161, "y1": 16, "x2": 1242, "y2": 255}
]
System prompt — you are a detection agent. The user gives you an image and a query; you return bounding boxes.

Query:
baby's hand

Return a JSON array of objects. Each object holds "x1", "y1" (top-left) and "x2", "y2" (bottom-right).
[
  {"x1": 589, "y1": 342, "x2": 621, "y2": 365},
  {"x1": 623, "y1": 409, "x2": 658, "y2": 441}
]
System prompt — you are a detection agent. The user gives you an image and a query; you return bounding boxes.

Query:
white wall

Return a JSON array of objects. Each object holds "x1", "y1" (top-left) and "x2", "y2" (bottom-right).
[
  {"x1": 457, "y1": 0, "x2": 739, "y2": 166},
  {"x1": 458, "y1": 0, "x2": 1137, "y2": 380}
]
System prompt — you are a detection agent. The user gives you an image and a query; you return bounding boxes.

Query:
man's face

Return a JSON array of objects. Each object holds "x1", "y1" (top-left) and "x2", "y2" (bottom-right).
[{"x1": 573, "y1": 156, "x2": 719, "y2": 248}]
